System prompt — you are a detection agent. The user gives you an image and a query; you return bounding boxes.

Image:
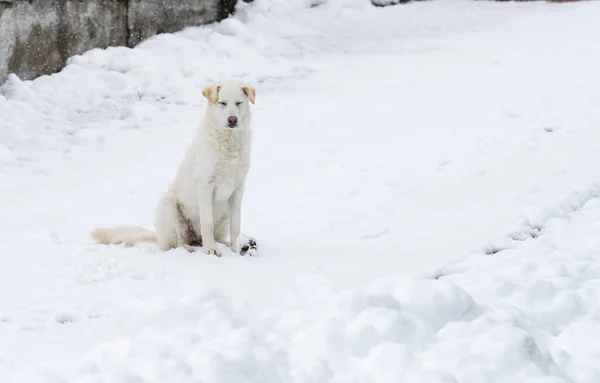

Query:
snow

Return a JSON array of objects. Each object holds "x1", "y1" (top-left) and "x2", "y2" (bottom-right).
[
  {"x1": 2, "y1": 0, "x2": 600, "y2": 381},
  {"x1": 371, "y1": 0, "x2": 408, "y2": 7}
]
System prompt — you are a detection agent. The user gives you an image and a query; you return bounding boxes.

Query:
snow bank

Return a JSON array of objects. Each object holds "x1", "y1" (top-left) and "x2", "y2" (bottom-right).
[
  {"x1": 6, "y1": 188, "x2": 600, "y2": 381},
  {"x1": 9, "y1": 184, "x2": 600, "y2": 382}
]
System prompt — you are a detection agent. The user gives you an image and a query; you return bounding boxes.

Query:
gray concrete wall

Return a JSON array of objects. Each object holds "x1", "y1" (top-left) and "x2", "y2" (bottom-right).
[
  {"x1": 0, "y1": 0, "x2": 239, "y2": 84},
  {"x1": 127, "y1": 0, "x2": 235, "y2": 46}
]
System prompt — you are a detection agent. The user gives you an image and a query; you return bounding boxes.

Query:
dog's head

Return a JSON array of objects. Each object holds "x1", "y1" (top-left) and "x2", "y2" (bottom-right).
[{"x1": 202, "y1": 80, "x2": 256, "y2": 129}]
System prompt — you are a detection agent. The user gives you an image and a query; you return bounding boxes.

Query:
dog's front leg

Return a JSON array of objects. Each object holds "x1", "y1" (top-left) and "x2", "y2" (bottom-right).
[
  {"x1": 228, "y1": 184, "x2": 245, "y2": 251},
  {"x1": 198, "y1": 183, "x2": 220, "y2": 257}
]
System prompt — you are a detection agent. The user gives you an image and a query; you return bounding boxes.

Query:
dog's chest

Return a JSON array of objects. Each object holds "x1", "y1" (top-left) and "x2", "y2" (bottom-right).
[{"x1": 212, "y1": 155, "x2": 249, "y2": 200}]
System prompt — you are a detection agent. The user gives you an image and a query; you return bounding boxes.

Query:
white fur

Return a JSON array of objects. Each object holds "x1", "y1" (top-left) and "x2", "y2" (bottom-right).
[{"x1": 91, "y1": 80, "x2": 255, "y2": 256}]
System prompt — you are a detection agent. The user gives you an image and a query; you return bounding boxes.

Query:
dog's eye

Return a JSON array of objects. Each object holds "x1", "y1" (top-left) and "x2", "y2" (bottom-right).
[
  {"x1": 235, "y1": 102, "x2": 243, "y2": 106},
  {"x1": 218, "y1": 102, "x2": 227, "y2": 107}
]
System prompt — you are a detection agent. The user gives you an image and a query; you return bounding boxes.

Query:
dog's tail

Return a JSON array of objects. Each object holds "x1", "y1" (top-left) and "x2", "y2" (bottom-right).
[{"x1": 90, "y1": 226, "x2": 156, "y2": 246}]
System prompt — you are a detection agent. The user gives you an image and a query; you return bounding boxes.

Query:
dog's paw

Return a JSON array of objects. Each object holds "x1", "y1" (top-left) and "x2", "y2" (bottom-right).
[
  {"x1": 239, "y1": 237, "x2": 258, "y2": 256},
  {"x1": 229, "y1": 241, "x2": 237, "y2": 252},
  {"x1": 182, "y1": 245, "x2": 195, "y2": 253},
  {"x1": 204, "y1": 247, "x2": 222, "y2": 257}
]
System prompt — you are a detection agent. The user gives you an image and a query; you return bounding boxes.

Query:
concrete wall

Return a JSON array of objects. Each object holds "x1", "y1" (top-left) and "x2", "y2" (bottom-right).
[
  {"x1": 127, "y1": 0, "x2": 236, "y2": 46},
  {"x1": 0, "y1": 0, "x2": 239, "y2": 84}
]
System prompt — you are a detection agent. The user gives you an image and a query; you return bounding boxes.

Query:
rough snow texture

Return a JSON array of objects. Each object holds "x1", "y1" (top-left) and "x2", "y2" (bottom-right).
[
  {"x1": 0, "y1": 0, "x2": 233, "y2": 83},
  {"x1": 2, "y1": 0, "x2": 600, "y2": 382},
  {"x1": 372, "y1": 0, "x2": 413, "y2": 7}
]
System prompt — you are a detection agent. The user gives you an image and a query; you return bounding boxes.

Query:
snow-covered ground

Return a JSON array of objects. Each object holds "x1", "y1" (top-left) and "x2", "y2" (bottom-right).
[{"x1": 2, "y1": 0, "x2": 600, "y2": 381}]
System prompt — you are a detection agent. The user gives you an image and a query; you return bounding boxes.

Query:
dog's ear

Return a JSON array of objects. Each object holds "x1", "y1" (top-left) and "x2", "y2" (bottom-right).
[
  {"x1": 241, "y1": 85, "x2": 256, "y2": 104},
  {"x1": 202, "y1": 84, "x2": 221, "y2": 104}
]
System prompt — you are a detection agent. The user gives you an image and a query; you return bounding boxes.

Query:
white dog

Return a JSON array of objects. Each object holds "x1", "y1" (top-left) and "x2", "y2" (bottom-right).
[{"x1": 90, "y1": 80, "x2": 257, "y2": 257}]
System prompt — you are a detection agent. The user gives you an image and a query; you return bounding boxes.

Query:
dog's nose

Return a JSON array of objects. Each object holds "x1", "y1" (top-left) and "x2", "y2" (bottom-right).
[{"x1": 228, "y1": 116, "x2": 238, "y2": 126}]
